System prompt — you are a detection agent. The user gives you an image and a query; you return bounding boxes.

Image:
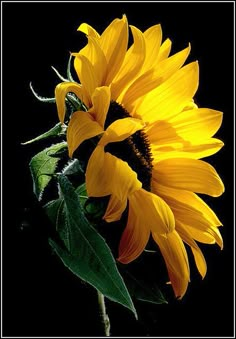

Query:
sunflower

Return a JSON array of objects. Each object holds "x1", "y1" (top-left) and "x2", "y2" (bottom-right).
[{"x1": 55, "y1": 16, "x2": 224, "y2": 299}]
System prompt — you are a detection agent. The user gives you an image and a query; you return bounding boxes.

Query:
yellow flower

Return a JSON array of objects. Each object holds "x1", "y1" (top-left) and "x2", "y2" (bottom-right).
[{"x1": 55, "y1": 16, "x2": 224, "y2": 299}]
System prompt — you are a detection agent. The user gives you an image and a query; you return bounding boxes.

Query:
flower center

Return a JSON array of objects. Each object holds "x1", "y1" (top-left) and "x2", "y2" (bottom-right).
[{"x1": 104, "y1": 101, "x2": 153, "y2": 191}]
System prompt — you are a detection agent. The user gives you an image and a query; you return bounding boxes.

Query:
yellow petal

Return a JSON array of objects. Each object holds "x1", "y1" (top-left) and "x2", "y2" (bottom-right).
[
  {"x1": 176, "y1": 226, "x2": 207, "y2": 278},
  {"x1": 156, "y1": 38, "x2": 172, "y2": 63},
  {"x1": 89, "y1": 86, "x2": 111, "y2": 128},
  {"x1": 86, "y1": 146, "x2": 142, "y2": 199},
  {"x1": 152, "y1": 230, "x2": 190, "y2": 299},
  {"x1": 176, "y1": 220, "x2": 223, "y2": 249},
  {"x1": 154, "y1": 44, "x2": 191, "y2": 82},
  {"x1": 55, "y1": 82, "x2": 83, "y2": 123},
  {"x1": 151, "y1": 138, "x2": 224, "y2": 161},
  {"x1": 103, "y1": 194, "x2": 127, "y2": 222},
  {"x1": 169, "y1": 108, "x2": 223, "y2": 140},
  {"x1": 126, "y1": 189, "x2": 175, "y2": 235},
  {"x1": 67, "y1": 111, "x2": 103, "y2": 157},
  {"x1": 142, "y1": 24, "x2": 162, "y2": 72},
  {"x1": 76, "y1": 36, "x2": 107, "y2": 86},
  {"x1": 118, "y1": 197, "x2": 150, "y2": 264},
  {"x1": 99, "y1": 117, "x2": 145, "y2": 146},
  {"x1": 77, "y1": 23, "x2": 100, "y2": 39},
  {"x1": 136, "y1": 62, "x2": 199, "y2": 123},
  {"x1": 153, "y1": 158, "x2": 224, "y2": 197},
  {"x1": 152, "y1": 182, "x2": 222, "y2": 227},
  {"x1": 111, "y1": 25, "x2": 146, "y2": 100},
  {"x1": 99, "y1": 15, "x2": 128, "y2": 84},
  {"x1": 121, "y1": 69, "x2": 161, "y2": 114},
  {"x1": 74, "y1": 54, "x2": 99, "y2": 103}
]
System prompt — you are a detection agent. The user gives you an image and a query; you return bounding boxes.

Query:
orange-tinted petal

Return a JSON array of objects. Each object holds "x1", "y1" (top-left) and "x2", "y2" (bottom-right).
[
  {"x1": 86, "y1": 146, "x2": 142, "y2": 199},
  {"x1": 118, "y1": 196, "x2": 150, "y2": 264},
  {"x1": 152, "y1": 230, "x2": 190, "y2": 299},
  {"x1": 67, "y1": 111, "x2": 103, "y2": 157}
]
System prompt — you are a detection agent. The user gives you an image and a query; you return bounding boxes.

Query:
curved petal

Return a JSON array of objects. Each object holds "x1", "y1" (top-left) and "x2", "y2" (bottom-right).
[
  {"x1": 75, "y1": 36, "x2": 107, "y2": 86},
  {"x1": 89, "y1": 86, "x2": 111, "y2": 128},
  {"x1": 152, "y1": 230, "x2": 190, "y2": 299},
  {"x1": 67, "y1": 111, "x2": 103, "y2": 157},
  {"x1": 103, "y1": 194, "x2": 127, "y2": 222},
  {"x1": 99, "y1": 117, "x2": 145, "y2": 146},
  {"x1": 118, "y1": 197, "x2": 150, "y2": 264},
  {"x1": 136, "y1": 62, "x2": 199, "y2": 123},
  {"x1": 154, "y1": 44, "x2": 191, "y2": 83},
  {"x1": 55, "y1": 82, "x2": 84, "y2": 123},
  {"x1": 142, "y1": 24, "x2": 162, "y2": 72},
  {"x1": 74, "y1": 54, "x2": 99, "y2": 103},
  {"x1": 169, "y1": 108, "x2": 223, "y2": 140},
  {"x1": 77, "y1": 22, "x2": 100, "y2": 39},
  {"x1": 111, "y1": 25, "x2": 146, "y2": 100},
  {"x1": 86, "y1": 146, "x2": 142, "y2": 198},
  {"x1": 152, "y1": 182, "x2": 222, "y2": 227},
  {"x1": 156, "y1": 38, "x2": 172, "y2": 63},
  {"x1": 151, "y1": 138, "x2": 224, "y2": 161},
  {"x1": 176, "y1": 220, "x2": 223, "y2": 249},
  {"x1": 99, "y1": 15, "x2": 128, "y2": 84},
  {"x1": 129, "y1": 189, "x2": 175, "y2": 234},
  {"x1": 153, "y1": 158, "x2": 224, "y2": 197},
  {"x1": 177, "y1": 226, "x2": 207, "y2": 278}
]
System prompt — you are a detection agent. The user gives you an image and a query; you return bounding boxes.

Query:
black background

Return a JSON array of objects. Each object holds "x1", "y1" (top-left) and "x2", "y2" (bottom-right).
[{"x1": 2, "y1": 1, "x2": 234, "y2": 337}]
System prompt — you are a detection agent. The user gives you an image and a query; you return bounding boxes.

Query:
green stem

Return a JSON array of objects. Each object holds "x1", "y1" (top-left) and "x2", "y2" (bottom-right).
[{"x1": 97, "y1": 290, "x2": 110, "y2": 336}]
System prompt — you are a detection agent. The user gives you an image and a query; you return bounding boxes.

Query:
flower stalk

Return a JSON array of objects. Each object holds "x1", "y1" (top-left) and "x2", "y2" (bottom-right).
[{"x1": 97, "y1": 290, "x2": 111, "y2": 336}]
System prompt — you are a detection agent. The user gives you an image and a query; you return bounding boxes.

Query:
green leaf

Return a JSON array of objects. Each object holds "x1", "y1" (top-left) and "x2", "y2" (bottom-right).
[
  {"x1": 62, "y1": 159, "x2": 83, "y2": 176},
  {"x1": 22, "y1": 123, "x2": 66, "y2": 145},
  {"x1": 29, "y1": 142, "x2": 67, "y2": 200},
  {"x1": 121, "y1": 269, "x2": 167, "y2": 305},
  {"x1": 44, "y1": 198, "x2": 70, "y2": 250},
  {"x1": 52, "y1": 174, "x2": 137, "y2": 317}
]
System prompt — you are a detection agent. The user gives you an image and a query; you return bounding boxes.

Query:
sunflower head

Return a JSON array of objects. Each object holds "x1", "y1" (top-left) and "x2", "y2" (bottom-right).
[{"x1": 53, "y1": 15, "x2": 224, "y2": 300}]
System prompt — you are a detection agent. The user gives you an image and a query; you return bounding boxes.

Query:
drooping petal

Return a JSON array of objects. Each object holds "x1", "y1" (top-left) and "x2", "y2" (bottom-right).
[
  {"x1": 55, "y1": 82, "x2": 84, "y2": 123},
  {"x1": 152, "y1": 182, "x2": 222, "y2": 227},
  {"x1": 136, "y1": 62, "x2": 199, "y2": 123},
  {"x1": 86, "y1": 146, "x2": 142, "y2": 199},
  {"x1": 152, "y1": 230, "x2": 190, "y2": 299},
  {"x1": 118, "y1": 197, "x2": 150, "y2": 264},
  {"x1": 99, "y1": 117, "x2": 145, "y2": 146},
  {"x1": 176, "y1": 220, "x2": 223, "y2": 249},
  {"x1": 111, "y1": 25, "x2": 146, "y2": 100},
  {"x1": 119, "y1": 189, "x2": 175, "y2": 245},
  {"x1": 177, "y1": 226, "x2": 207, "y2": 279},
  {"x1": 99, "y1": 15, "x2": 129, "y2": 84},
  {"x1": 153, "y1": 158, "x2": 224, "y2": 197},
  {"x1": 89, "y1": 86, "x2": 111, "y2": 128},
  {"x1": 67, "y1": 111, "x2": 103, "y2": 157},
  {"x1": 103, "y1": 194, "x2": 127, "y2": 222}
]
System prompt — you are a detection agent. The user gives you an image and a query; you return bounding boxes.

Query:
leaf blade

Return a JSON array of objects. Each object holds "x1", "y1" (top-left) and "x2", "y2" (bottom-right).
[
  {"x1": 57, "y1": 174, "x2": 137, "y2": 317},
  {"x1": 29, "y1": 142, "x2": 67, "y2": 200}
]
